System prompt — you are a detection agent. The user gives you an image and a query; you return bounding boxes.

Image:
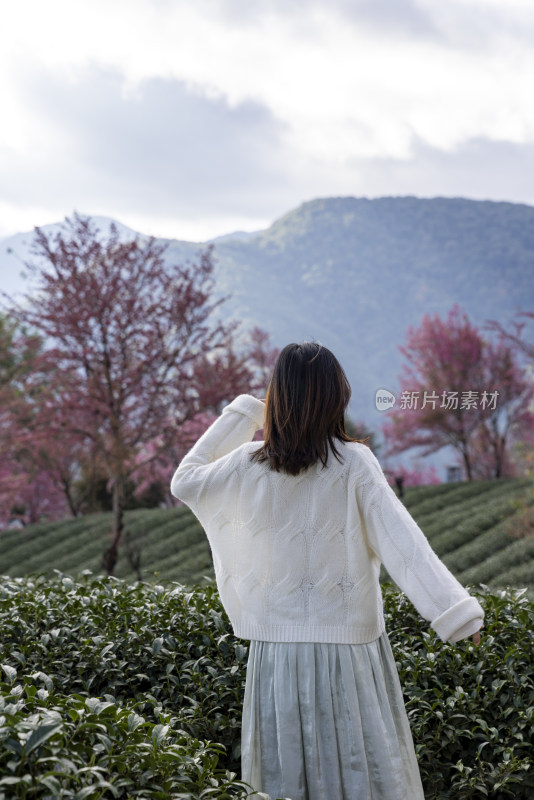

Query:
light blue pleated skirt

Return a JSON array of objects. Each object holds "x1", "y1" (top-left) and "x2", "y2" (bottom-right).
[{"x1": 241, "y1": 632, "x2": 425, "y2": 800}]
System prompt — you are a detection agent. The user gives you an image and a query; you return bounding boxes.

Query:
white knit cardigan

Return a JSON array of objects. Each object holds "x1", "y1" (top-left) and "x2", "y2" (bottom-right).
[{"x1": 170, "y1": 394, "x2": 484, "y2": 644}]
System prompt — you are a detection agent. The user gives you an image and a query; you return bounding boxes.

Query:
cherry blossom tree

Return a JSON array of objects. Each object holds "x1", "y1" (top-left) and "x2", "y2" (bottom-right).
[
  {"x1": 483, "y1": 309, "x2": 534, "y2": 478},
  {"x1": 383, "y1": 304, "x2": 534, "y2": 480},
  {"x1": 472, "y1": 337, "x2": 534, "y2": 478},
  {"x1": 0, "y1": 314, "x2": 69, "y2": 526},
  {"x1": 129, "y1": 414, "x2": 218, "y2": 508},
  {"x1": 129, "y1": 328, "x2": 279, "y2": 507},
  {"x1": 4, "y1": 214, "x2": 273, "y2": 573},
  {"x1": 485, "y1": 310, "x2": 534, "y2": 366}
]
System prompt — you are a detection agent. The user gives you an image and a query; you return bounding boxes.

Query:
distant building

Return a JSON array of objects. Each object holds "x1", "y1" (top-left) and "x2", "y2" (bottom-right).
[{"x1": 446, "y1": 466, "x2": 463, "y2": 482}]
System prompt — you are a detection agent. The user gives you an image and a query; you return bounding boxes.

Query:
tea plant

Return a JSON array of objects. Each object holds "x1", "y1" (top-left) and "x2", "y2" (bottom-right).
[{"x1": 0, "y1": 572, "x2": 533, "y2": 798}]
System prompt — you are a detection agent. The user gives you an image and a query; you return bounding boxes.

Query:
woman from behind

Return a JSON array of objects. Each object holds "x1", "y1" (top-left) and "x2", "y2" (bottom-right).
[{"x1": 171, "y1": 341, "x2": 484, "y2": 800}]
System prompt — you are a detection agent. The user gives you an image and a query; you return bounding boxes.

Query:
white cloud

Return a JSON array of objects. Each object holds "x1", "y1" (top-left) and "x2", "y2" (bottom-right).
[{"x1": 1, "y1": 0, "x2": 534, "y2": 237}]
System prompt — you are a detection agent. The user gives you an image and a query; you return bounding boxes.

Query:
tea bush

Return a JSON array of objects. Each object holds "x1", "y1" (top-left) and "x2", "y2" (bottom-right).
[
  {"x1": 385, "y1": 586, "x2": 534, "y2": 798},
  {"x1": 0, "y1": 572, "x2": 533, "y2": 799},
  {"x1": 0, "y1": 573, "x2": 252, "y2": 799}
]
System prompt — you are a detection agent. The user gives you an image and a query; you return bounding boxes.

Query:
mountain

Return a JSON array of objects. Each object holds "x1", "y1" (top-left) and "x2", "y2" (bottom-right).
[
  {"x1": 164, "y1": 196, "x2": 534, "y2": 432},
  {"x1": 2, "y1": 196, "x2": 533, "y2": 475},
  {"x1": 208, "y1": 230, "x2": 261, "y2": 243}
]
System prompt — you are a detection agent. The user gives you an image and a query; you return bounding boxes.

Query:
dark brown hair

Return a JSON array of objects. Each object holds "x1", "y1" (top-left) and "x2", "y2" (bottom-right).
[{"x1": 251, "y1": 342, "x2": 368, "y2": 475}]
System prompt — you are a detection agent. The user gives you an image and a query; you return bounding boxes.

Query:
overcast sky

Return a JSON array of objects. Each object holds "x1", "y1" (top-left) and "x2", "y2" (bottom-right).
[{"x1": 1, "y1": 0, "x2": 534, "y2": 241}]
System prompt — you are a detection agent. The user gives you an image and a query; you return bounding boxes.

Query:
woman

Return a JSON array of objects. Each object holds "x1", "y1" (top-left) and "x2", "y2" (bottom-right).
[{"x1": 170, "y1": 342, "x2": 484, "y2": 800}]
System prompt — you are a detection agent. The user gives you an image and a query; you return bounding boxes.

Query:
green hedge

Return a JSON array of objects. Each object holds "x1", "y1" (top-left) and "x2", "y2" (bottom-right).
[
  {"x1": 0, "y1": 573, "x2": 533, "y2": 799},
  {"x1": 458, "y1": 536, "x2": 534, "y2": 585},
  {"x1": 2, "y1": 477, "x2": 533, "y2": 592},
  {"x1": 413, "y1": 486, "x2": 532, "y2": 551},
  {"x1": 405, "y1": 479, "x2": 527, "y2": 521}
]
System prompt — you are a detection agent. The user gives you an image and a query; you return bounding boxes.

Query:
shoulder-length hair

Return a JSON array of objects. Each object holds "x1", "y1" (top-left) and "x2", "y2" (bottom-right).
[{"x1": 251, "y1": 342, "x2": 368, "y2": 475}]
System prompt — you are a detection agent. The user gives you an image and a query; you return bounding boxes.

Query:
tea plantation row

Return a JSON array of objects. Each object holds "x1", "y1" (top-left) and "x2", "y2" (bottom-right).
[
  {"x1": 1, "y1": 478, "x2": 533, "y2": 595},
  {"x1": 0, "y1": 574, "x2": 533, "y2": 798}
]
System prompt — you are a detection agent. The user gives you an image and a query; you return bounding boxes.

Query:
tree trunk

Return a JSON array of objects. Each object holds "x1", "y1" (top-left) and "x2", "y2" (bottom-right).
[
  {"x1": 102, "y1": 475, "x2": 124, "y2": 576},
  {"x1": 63, "y1": 479, "x2": 79, "y2": 517},
  {"x1": 461, "y1": 446, "x2": 473, "y2": 481},
  {"x1": 494, "y1": 434, "x2": 507, "y2": 479},
  {"x1": 494, "y1": 441, "x2": 502, "y2": 479}
]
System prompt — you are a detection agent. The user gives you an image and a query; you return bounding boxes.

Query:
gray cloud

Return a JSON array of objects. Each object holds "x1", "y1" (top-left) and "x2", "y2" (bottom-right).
[
  {"x1": 349, "y1": 137, "x2": 534, "y2": 205},
  {"x1": 3, "y1": 63, "x2": 534, "y2": 241},
  {"x1": 2, "y1": 67, "x2": 293, "y2": 223},
  {"x1": 186, "y1": 0, "x2": 438, "y2": 39},
  {"x1": 253, "y1": 135, "x2": 534, "y2": 232},
  {"x1": 323, "y1": 0, "x2": 439, "y2": 38},
  {"x1": 333, "y1": 0, "x2": 534, "y2": 50},
  {"x1": 177, "y1": 0, "x2": 534, "y2": 50}
]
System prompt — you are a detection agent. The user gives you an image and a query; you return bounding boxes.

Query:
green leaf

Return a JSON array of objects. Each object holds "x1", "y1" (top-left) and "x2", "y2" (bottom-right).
[
  {"x1": 11, "y1": 651, "x2": 26, "y2": 666},
  {"x1": 152, "y1": 723, "x2": 170, "y2": 746},
  {"x1": 39, "y1": 775, "x2": 62, "y2": 793},
  {"x1": 4, "y1": 737, "x2": 23, "y2": 755},
  {"x1": 128, "y1": 712, "x2": 145, "y2": 731},
  {"x1": 235, "y1": 644, "x2": 247, "y2": 661},
  {"x1": 30, "y1": 670, "x2": 54, "y2": 691},
  {"x1": 25, "y1": 722, "x2": 63, "y2": 755},
  {"x1": 1, "y1": 664, "x2": 17, "y2": 684},
  {"x1": 152, "y1": 637, "x2": 164, "y2": 654},
  {"x1": 73, "y1": 782, "x2": 120, "y2": 799},
  {"x1": 85, "y1": 698, "x2": 115, "y2": 715},
  {"x1": 0, "y1": 777, "x2": 26, "y2": 786}
]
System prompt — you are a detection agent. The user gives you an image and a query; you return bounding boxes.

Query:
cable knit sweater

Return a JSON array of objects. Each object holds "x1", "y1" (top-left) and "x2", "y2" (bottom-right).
[{"x1": 170, "y1": 394, "x2": 484, "y2": 644}]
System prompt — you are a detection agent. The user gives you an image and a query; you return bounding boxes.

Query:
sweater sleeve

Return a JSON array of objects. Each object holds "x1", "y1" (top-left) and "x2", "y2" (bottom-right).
[
  {"x1": 355, "y1": 446, "x2": 484, "y2": 643},
  {"x1": 170, "y1": 394, "x2": 265, "y2": 507}
]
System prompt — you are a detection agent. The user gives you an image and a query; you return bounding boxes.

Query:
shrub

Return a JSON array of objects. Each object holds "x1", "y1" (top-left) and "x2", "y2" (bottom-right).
[
  {"x1": 0, "y1": 573, "x2": 251, "y2": 798},
  {"x1": 384, "y1": 585, "x2": 534, "y2": 799},
  {"x1": 0, "y1": 572, "x2": 532, "y2": 798}
]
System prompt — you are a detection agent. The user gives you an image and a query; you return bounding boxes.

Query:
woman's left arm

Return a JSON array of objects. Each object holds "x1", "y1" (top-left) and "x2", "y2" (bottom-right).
[
  {"x1": 170, "y1": 394, "x2": 265, "y2": 506},
  {"x1": 355, "y1": 445, "x2": 484, "y2": 643}
]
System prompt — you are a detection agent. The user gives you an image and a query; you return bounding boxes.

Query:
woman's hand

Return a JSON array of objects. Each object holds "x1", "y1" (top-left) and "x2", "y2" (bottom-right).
[{"x1": 471, "y1": 628, "x2": 482, "y2": 646}]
